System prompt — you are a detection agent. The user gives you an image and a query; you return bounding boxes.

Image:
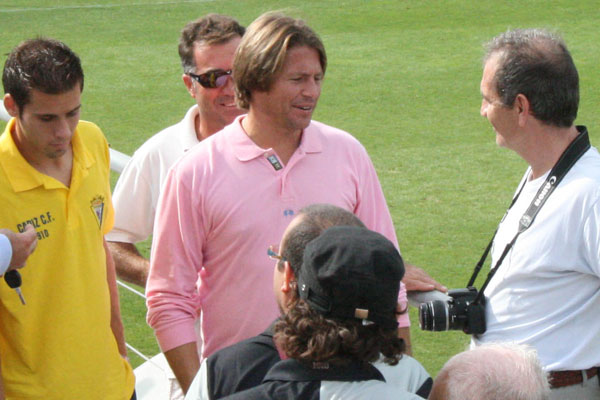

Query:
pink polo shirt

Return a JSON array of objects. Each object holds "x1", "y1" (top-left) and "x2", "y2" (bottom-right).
[{"x1": 146, "y1": 116, "x2": 407, "y2": 359}]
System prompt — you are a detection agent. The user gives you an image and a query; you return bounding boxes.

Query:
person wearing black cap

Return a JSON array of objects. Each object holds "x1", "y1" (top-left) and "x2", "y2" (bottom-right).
[{"x1": 184, "y1": 204, "x2": 431, "y2": 400}]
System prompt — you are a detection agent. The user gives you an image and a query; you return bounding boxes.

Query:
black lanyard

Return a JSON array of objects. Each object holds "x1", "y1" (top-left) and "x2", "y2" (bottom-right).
[{"x1": 468, "y1": 126, "x2": 591, "y2": 305}]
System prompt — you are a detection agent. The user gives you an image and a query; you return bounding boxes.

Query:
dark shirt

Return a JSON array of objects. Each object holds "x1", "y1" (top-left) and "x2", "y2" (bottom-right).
[{"x1": 193, "y1": 320, "x2": 432, "y2": 399}]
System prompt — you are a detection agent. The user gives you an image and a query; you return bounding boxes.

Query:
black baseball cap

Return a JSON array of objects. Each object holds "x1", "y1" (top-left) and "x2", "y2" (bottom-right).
[{"x1": 297, "y1": 226, "x2": 404, "y2": 330}]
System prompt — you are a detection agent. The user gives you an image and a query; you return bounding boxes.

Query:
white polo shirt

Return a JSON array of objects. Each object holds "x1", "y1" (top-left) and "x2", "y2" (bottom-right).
[
  {"x1": 473, "y1": 146, "x2": 600, "y2": 371},
  {"x1": 107, "y1": 105, "x2": 200, "y2": 244}
]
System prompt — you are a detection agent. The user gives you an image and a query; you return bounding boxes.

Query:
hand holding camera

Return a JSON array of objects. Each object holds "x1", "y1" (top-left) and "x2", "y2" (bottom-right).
[{"x1": 418, "y1": 287, "x2": 486, "y2": 335}]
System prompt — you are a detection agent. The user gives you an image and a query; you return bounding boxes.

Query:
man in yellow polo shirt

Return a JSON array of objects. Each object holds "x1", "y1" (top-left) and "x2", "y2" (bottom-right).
[{"x1": 0, "y1": 38, "x2": 135, "y2": 399}]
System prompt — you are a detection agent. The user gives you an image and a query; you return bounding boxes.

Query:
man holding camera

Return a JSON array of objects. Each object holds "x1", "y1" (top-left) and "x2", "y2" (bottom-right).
[{"x1": 473, "y1": 29, "x2": 600, "y2": 398}]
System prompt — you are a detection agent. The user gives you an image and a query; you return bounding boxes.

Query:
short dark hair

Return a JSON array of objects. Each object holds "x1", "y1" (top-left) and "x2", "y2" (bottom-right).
[
  {"x1": 2, "y1": 38, "x2": 84, "y2": 111},
  {"x1": 485, "y1": 28, "x2": 579, "y2": 127},
  {"x1": 280, "y1": 204, "x2": 364, "y2": 275},
  {"x1": 233, "y1": 11, "x2": 327, "y2": 109},
  {"x1": 275, "y1": 204, "x2": 404, "y2": 366},
  {"x1": 178, "y1": 14, "x2": 245, "y2": 74}
]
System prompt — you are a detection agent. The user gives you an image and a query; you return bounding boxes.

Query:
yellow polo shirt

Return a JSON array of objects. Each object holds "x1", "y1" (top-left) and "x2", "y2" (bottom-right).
[{"x1": 0, "y1": 119, "x2": 134, "y2": 399}]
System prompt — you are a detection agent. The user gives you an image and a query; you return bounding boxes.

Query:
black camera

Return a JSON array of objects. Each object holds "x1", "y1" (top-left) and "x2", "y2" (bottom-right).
[{"x1": 418, "y1": 286, "x2": 486, "y2": 335}]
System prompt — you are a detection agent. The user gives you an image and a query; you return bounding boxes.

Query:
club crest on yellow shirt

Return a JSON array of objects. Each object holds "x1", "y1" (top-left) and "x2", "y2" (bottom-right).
[{"x1": 90, "y1": 195, "x2": 105, "y2": 229}]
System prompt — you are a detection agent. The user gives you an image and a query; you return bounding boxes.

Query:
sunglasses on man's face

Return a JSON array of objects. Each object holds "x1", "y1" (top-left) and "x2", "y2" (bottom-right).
[{"x1": 188, "y1": 69, "x2": 232, "y2": 89}]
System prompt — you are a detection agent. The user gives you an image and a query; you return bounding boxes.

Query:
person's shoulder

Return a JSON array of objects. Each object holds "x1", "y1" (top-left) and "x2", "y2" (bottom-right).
[
  {"x1": 202, "y1": 120, "x2": 240, "y2": 148},
  {"x1": 307, "y1": 119, "x2": 367, "y2": 151},
  {"x1": 125, "y1": 106, "x2": 197, "y2": 164},
  {"x1": 374, "y1": 355, "x2": 429, "y2": 378},
  {"x1": 134, "y1": 126, "x2": 204, "y2": 181},
  {"x1": 175, "y1": 123, "x2": 235, "y2": 167},
  {"x1": 568, "y1": 147, "x2": 600, "y2": 192},
  {"x1": 396, "y1": 354, "x2": 429, "y2": 372},
  {"x1": 205, "y1": 332, "x2": 280, "y2": 398},
  {"x1": 320, "y1": 379, "x2": 424, "y2": 400},
  {"x1": 309, "y1": 119, "x2": 358, "y2": 139},
  {"x1": 373, "y1": 355, "x2": 432, "y2": 398},
  {"x1": 207, "y1": 331, "x2": 277, "y2": 369},
  {"x1": 580, "y1": 147, "x2": 600, "y2": 174},
  {"x1": 127, "y1": 117, "x2": 193, "y2": 168},
  {"x1": 77, "y1": 120, "x2": 105, "y2": 140},
  {"x1": 138, "y1": 119, "x2": 188, "y2": 152},
  {"x1": 366, "y1": 382, "x2": 425, "y2": 400},
  {"x1": 76, "y1": 120, "x2": 108, "y2": 152}
]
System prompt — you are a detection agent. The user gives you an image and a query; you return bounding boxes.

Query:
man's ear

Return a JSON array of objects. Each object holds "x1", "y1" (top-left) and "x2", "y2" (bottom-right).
[
  {"x1": 281, "y1": 261, "x2": 296, "y2": 293},
  {"x1": 3, "y1": 94, "x2": 19, "y2": 117},
  {"x1": 182, "y1": 74, "x2": 195, "y2": 98},
  {"x1": 514, "y1": 93, "x2": 531, "y2": 127}
]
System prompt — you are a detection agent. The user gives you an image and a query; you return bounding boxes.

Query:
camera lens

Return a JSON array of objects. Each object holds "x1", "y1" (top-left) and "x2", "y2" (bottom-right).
[{"x1": 419, "y1": 300, "x2": 449, "y2": 331}]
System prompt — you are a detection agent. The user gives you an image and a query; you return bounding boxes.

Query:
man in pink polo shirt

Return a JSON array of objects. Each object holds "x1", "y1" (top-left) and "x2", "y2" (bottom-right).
[{"x1": 146, "y1": 11, "x2": 442, "y2": 394}]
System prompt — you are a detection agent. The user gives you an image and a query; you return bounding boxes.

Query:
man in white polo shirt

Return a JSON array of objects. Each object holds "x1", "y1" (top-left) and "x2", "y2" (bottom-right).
[{"x1": 107, "y1": 14, "x2": 245, "y2": 287}]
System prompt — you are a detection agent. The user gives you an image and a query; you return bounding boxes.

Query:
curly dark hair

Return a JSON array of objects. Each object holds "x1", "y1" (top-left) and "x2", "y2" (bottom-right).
[{"x1": 275, "y1": 296, "x2": 405, "y2": 367}]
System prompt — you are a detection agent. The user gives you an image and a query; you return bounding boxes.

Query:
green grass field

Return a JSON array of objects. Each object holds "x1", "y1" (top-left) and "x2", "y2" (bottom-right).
[{"x1": 2, "y1": 0, "x2": 599, "y2": 378}]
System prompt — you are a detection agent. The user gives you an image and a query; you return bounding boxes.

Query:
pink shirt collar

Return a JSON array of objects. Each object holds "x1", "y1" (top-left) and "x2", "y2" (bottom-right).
[{"x1": 229, "y1": 116, "x2": 323, "y2": 162}]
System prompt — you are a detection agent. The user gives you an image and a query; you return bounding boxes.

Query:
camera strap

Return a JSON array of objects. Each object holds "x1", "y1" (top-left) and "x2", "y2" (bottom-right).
[{"x1": 469, "y1": 126, "x2": 591, "y2": 304}]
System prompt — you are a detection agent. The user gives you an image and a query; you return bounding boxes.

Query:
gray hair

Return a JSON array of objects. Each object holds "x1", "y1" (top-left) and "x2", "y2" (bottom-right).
[
  {"x1": 438, "y1": 342, "x2": 550, "y2": 400},
  {"x1": 484, "y1": 28, "x2": 578, "y2": 127}
]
